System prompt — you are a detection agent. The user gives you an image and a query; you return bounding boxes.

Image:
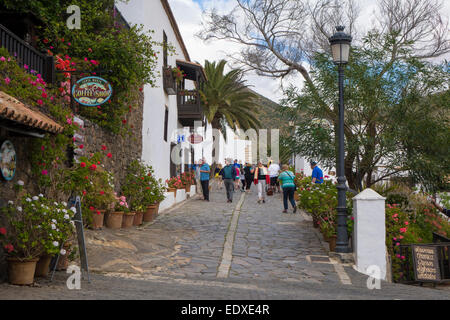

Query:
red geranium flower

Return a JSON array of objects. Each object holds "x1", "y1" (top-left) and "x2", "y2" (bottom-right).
[
  {"x1": 107, "y1": 153, "x2": 112, "y2": 158},
  {"x1": 79, "y1": 144, "x2": 84, "y2": 149},
  {"x1": 82, "y1": 190, "x2": 87, "y2": 195},
  {"x1": 80, "y1": 162, "x2": 86, "y2": 168},
  {"x1": 89, "y1": 206, "x2": 95, "y2": 211},
  {"x1": 4, "y1": 244, "x2": 14, "y2": 253},
  {"x1": 101, "y1": 145, "x2": 107, "y2": 151},
  {"x1": 122, "y1": 119, "x2": 127, "y2": 124},
  {"x1": 90, "y1": 164, "x2": 97, "y2": 171},
  {"x1": 0, "y1": 227, "x2": 6, "y2": 235},
  {"x1": 100, "y1": 191, "x2": 105, "y2": 195}
]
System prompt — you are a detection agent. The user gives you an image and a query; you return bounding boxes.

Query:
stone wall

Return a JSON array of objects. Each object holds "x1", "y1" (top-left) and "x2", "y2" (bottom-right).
[
  {"x1": 79, "y1": 91, "x2": 144, "y2": 192},
  {"x1": 0, "y1": 91, "x2": 144, "y2": 282},
  {"x1": 0, "y1": 128, "x2": 40, "y2": 282}
]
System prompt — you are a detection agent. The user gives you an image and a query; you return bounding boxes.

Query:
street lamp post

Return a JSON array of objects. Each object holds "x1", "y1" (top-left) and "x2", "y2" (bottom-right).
[{"x1": 329, "y1": 26, "x2": 352, "y2": 253}]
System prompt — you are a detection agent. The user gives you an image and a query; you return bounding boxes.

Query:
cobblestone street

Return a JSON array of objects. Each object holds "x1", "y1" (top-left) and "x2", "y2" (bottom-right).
[{"x1": 0, "y1": 186, "x2": 449, "y2": 299}]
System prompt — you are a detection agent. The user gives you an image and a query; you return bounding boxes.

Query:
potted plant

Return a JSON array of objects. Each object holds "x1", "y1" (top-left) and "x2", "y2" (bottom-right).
[
  {"x1": 64, "y1": 153, "x2": 115, "y2": 230},
  {"x1": 143, "y1": 176, "x2": 166, "y2": 222},
  {"x1": 105, "y1": 195, "x2": 127, "y2": 229},
  {"x1": 166, "y1": 176, "x2": 179, "y2": 195},
  {"x1": 36, "y1": 200, "x2": 76, "y2": 277},
  {"x1": 172, "y1": 67, "x2": 186, "y2": 85},
  {"x1": 121, "y1": 196, "x2": 135, "y2": 228},
  {"x1": 0, "y1": 195, "x2": 49, "y2": 284},
  {"x1": 122, "y1": 160, "x2": 148, "y2": 226},
  {"x1": 181, "y1": 172, "x2": 194, "y2": 193}
]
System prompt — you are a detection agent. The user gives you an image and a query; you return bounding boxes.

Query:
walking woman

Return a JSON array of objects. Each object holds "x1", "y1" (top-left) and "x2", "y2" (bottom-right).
[
  {"x1": 254, "y1": 162, "x2": 269, "y2": 203},
  {"x1": 244, "y1": 163, "x2": 254, "y2": 192},
  {"x1": 278, "y1": 165, "x2": 297, "y2": 213}
]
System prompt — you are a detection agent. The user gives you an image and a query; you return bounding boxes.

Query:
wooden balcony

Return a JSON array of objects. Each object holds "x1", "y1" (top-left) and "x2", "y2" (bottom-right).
[
  {"x1": 0, "y1": 23, "x2": 55, "y2": 84},
  {"x1": 177, "y1": 89, "x2": 203, "y2": 127},
  {"x1": 162, "y1": 66, "x2": 177, "y2": 95}
]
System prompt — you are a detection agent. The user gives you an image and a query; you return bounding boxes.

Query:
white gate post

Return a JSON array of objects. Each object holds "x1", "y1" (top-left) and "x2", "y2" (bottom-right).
[{"x1": 353, "y1": 188, "x2": 387, "y2": 280}]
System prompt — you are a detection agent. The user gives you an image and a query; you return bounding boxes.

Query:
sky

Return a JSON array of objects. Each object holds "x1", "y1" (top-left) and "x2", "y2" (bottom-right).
[{"x1": 168, "y1": 0, "x2": 450, "y2": 104}]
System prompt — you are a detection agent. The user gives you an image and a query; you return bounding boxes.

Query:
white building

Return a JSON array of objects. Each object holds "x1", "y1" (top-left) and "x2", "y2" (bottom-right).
[{"x1": 116, "y1": 0, "x2": 207, "y2": 181}]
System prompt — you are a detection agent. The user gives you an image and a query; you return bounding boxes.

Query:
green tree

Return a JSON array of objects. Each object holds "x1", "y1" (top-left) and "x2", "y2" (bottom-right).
[
  {"x1": 280, "y1": 35, "x2": 450, "y2": 192},
  {"x1": 201, "y1": 60, "x2": 261, "y2": 138}
]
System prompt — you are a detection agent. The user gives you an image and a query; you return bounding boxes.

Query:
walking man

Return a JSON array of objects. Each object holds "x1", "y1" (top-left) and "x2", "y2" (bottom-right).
[
  {"x1": 244, "y1": 162, "x2": 254, "y2": 192},
  {"x1": 278, "y1": 165, "x2": 297, "y2": 213},
  {"x1": 268, "y1": 160, "x2": 281, "y2": 193},
  {"x1": 310, "y1": 161, "x2": 324, "y2": 184},
  {"x1": 200, "y1": 158, "x2": 210, "y2": 201},
  {"x1": 221, "y1": 159, "x2": 236, "y2": 203}
]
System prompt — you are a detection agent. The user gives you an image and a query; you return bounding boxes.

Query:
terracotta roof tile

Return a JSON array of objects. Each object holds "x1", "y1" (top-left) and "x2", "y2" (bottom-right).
[{"x1": 0, "y1": 91, "x2": 64, "y2": 134}]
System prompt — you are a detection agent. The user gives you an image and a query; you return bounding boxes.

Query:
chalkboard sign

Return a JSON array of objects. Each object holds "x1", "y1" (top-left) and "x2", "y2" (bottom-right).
[{"x1": 412, "y1": 245, "x2": 441, "y2": 282}]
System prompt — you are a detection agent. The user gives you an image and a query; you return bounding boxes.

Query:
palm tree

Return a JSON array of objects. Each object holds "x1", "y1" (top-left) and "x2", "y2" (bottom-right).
[{"x1": 200, "y1": 60, "x2": 261, "y2": 140}]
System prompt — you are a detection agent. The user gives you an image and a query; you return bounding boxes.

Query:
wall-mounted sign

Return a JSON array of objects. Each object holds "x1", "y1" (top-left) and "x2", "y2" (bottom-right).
[
  {"x1": 72, "y1": 76, "x2": 112, "y2": 106},
  {"x1": 412, "y1": 245, "x2": 441, "y2": 282},
  {"x1": 0, "y1": 140, "x2": 16, "y2": 181},
  {"x1": 188, "y1": 133, "x2": 203, "y2": 144}
]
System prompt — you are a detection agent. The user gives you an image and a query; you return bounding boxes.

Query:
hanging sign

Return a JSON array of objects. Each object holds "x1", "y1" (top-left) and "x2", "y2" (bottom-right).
[
  {"x1": 72, "y1": 76, "x2": 113, "y2": 106},
  {"x1": 0, "y1": 140, "x2": 16, "y2": 181},
  {"x1": 188, "y1": 133, "x2": 203, "y2": 144}
]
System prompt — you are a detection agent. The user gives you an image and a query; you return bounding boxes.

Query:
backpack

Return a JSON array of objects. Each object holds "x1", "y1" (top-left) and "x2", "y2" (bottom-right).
[{"x1": 223, "y1": 165, "x2": 234, "y2": 179}]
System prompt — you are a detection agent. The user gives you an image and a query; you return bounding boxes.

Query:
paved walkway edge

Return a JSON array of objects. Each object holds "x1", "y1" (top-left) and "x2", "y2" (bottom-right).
[{"x1": 216, "y1": 193, "x2": 246, "y2": 279}]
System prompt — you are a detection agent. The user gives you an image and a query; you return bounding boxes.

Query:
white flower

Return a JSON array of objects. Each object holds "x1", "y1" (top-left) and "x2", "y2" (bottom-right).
[
  {"x1": 60, "y1": 249, "x2": 67, "y2": 255},
  {"x1": 52, "y1": 241, "x2": 59, "y2": 247},
  {"x1": 62, "y1": 209, "x2": 67, "y2": 213},
  {"x1": 32, "y1": 196, "x2": 39, "y2": 201},
  {"x1": 52, "y1": 219, "x2": 57, "y2": 223},
  {"x1": 64, "y1": 214, "x2": 70, "y2": 220},
  {"x1": 17, "y1": 180, "x2": 24, "y2": 186},
  {"x1": 43, "y1": 212, "x2": 47, "y2": 215},
  {"x1": 70, "y1": 221, "x2": 75, "y2": 227},
  {"x1": 70, "y1": 207, "x2": 77, "y2": 214},
  {"x1": 51, "y1": 224, "x2": 56, "y2": 230},
  {"x1": 62, "y1": 202, "x2": 67, "y2": 207},
  {"x1": 57, "y1": 208, "x2": 61, "y2": 212},
  {"x1": 8, "y1": 200, "x2": 13, "y2": 205},
  {"x1": 17, "y1": 206, "x2": 22, "y2": 212},
  {"x1": 56, "y1": 228, "x2": 60, "y2": 232},
  {"x1": 39, "y1": 194, "x2": 44, "y2": 197},
  {"x1": 54, "y1": 202, "x2": 58, "y2": 206},
  {"x1": 26, "y1": 198, "x2": 32, "y2": 202}
]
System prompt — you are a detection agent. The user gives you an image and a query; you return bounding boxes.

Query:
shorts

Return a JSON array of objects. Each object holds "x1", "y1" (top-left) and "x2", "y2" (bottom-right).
[{"x1": 270, "y1": 176, "x2": 279, "y2": 186}]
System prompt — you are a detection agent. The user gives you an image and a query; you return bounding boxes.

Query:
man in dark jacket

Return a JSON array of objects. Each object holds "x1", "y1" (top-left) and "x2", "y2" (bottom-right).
[{"x1": 221, "y1": 158, "x2": 237, "y2": 203}]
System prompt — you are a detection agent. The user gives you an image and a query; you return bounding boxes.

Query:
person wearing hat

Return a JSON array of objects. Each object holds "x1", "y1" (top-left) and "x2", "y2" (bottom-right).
[{"x1": 310, "y1": 161, "x2": 324, "y2": 184}]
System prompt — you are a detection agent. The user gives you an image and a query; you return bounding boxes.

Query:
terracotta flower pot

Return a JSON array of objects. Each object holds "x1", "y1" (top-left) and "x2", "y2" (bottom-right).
[
  {"x1": 35, "y1": 255, "x2": 53, "y2": 277},
  {"x1": 185, "y1": 184, "x2": 191, "y2": 192},
  {"x1": 144, "y1": 205, "x2": 157, "y2": 222},
  {"x1": 56, "y1": 242, "x2": 72, "y2": 271},
  {"x1": 329, "y1": 235, "x2": 337, "y2": 252},
  {"x1": 90, "y1": 210, "x2": 105, "y2": 230},
  {"x1": 7, "y1": 257, "x2": 39, "y2": 285},
  {"x1": 133, "y1": 211, "x2": 144, "y2": 226},
  {"x1": 168, "y1": 187, "x2": 176, "y2": 197},
  {"x1": 122, "y1": 212, "x2": 136, "y2": 228},
  {"x1": 105, "y1": 211, "x2": 124, "y2": 229}
]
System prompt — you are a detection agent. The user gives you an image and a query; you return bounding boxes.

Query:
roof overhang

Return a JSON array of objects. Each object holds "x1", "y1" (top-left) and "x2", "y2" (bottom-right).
[
  {"x1": 176, "y1": 60, "x2": 207, "y2": 82},
  {"x1": 0, "y1": 91, "x2": 64, "y2": 135}
]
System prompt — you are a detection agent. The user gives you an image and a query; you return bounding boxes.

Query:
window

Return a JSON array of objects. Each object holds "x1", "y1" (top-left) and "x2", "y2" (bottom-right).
[
  {"x1": 164, "y1": 107, "x2": 169, "y2": 142},
  {"x1": 163, "y1": 31, "x2": 168, "y2": 68}
]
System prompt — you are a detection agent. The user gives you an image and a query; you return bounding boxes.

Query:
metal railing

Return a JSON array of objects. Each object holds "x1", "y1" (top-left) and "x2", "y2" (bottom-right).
[{"x1": 0, "y1": 23, "x2": 55, "y2": 84}]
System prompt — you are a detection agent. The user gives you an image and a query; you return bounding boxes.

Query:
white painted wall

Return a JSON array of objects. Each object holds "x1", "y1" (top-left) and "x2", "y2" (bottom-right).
[{"x1": 116, "y1": 0, "x2": 188, "y2": 182}]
